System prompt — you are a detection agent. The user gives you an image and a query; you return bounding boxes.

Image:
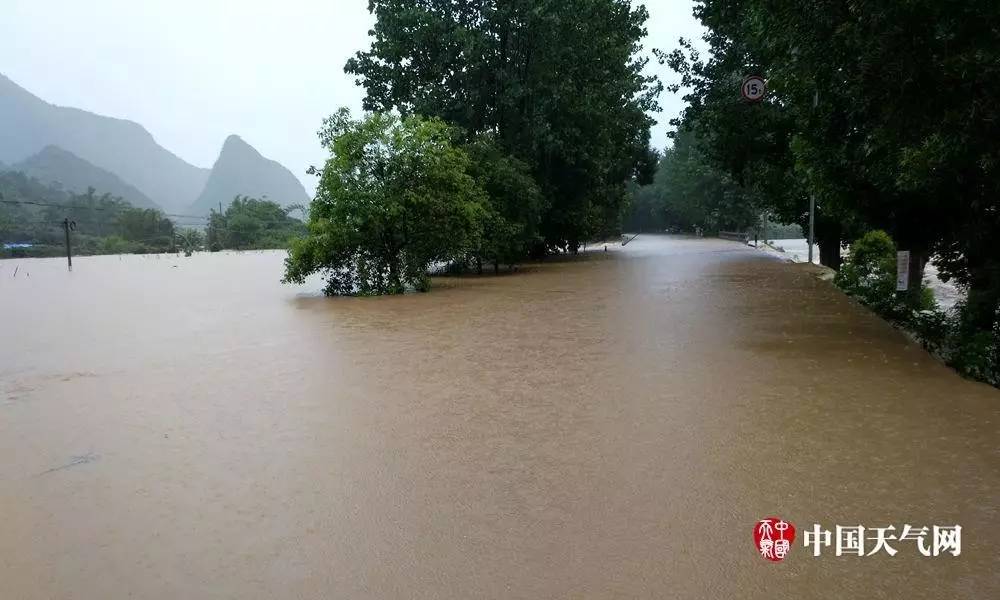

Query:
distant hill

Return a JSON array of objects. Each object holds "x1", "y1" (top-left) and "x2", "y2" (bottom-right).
[
  {"x1": 0, "y1": 73, "x2": 209, "y2": 214},
  {"x1": 191, "y1": 135, "x2": 309, "y2": 213},
  {"x1": 13, "y1": 146, "x2": 159, "y2": 210}
]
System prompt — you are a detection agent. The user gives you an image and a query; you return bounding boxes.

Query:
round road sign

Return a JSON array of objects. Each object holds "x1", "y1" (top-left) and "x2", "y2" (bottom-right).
[{"x1": 741, "y1": 76, "x2": 766, "y2": 102}]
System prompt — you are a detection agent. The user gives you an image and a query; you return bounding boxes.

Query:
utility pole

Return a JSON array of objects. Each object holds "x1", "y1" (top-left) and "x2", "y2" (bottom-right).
[
  {"x1": 807, "y1": 89, "x2": 819, "y2": 265},
  {"x1": 62, "y1": 218, "x2": 75, "y2": 271}
]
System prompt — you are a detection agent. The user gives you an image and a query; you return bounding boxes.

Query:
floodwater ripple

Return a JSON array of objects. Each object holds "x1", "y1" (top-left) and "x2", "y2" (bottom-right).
[{"x1": 1, "y1": 237, "x2": 998, "y2": 599}]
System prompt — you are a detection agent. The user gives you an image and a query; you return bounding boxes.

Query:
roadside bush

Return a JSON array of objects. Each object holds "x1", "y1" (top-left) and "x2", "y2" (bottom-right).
[
  {"x1": 100, "y1": 235, "x2": 134, "y2": 254},
  {"x1": 943, "y1": 302, "x2": 1000, "y2": 386},
  {"x1": 837, "y1": 230, "x2": 1000, "y2": 386},
  {"x1": 835, "y1": 230, "x2": 915, "y2": 321},
  {"x1": 910, "y1": 308, "x2": 950, "y2": 355}
]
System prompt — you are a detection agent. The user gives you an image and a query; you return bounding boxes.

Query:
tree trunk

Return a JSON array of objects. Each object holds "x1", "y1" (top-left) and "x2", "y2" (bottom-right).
[
  {"x1": 964, "y1": 266, "x2": 1000, "y2": 330},
  {"x1": 905, "y1": 251, "x2": 927, "y2": 307},
  {"x1": 819, "y1": 240, "x2": 842, "y2": 271},
  {"x1": 892, "y1": 240, "x2": 927, "y2": 309},
  {"x1": 476, "y1": 256, "x2": 483, "y2": 275},
  {"x1": 816, "y1": 218, "x2": 842, "y2": 271}
]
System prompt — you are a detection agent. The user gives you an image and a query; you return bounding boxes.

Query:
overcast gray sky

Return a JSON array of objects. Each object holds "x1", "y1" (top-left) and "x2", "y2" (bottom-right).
[{"x1": 0, "y1": 0, "x2": 704, "y2": 191}]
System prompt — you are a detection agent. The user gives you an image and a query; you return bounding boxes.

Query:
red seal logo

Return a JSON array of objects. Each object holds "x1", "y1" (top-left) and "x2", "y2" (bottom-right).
[{"x1": 754, "y1": 517, "x2": 795, "y2": 562}]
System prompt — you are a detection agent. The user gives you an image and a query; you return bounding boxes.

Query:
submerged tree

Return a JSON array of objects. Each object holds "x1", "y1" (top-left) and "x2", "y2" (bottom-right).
[
  {"x1": 206, "y1": 195, "x2": 306, "y2": 251},
  {"x1": 176, "y1": 228, "x2": 204, "y2": 256},
  {"x1": 283, "y1": 109, "x2": 485, "y2": 296},
  {"x1": 346, "y1": 0, "x2": 661, "y2": 249},
  {"x1": 463, "y1": 136, "x2": 546, "y2": 272}
]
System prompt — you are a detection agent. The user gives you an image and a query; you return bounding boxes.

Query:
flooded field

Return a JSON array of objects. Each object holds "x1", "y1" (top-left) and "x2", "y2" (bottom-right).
[{"x1": 2, "y1": 236, "x2": 999, "y2": 599}]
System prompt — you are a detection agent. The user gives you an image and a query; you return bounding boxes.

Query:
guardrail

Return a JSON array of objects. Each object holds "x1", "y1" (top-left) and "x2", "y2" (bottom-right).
[{"x1": 719, "y1": 231, "x2": 751, "y2": 244}]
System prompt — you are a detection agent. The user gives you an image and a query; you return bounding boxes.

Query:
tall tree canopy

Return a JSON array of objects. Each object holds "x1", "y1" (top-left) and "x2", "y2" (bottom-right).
[
  {"x1": 671, "y1": 0, "x2": 1000, "y2": 316},
  {"x1": 625, "y1": 127, "x2": 759, "y2": 235},
  {"x1": 662, "y1": 0, "x2": 1000, "y2": 382},
  {"x1": 346, "y1": 0, "x2": 662, "y2": 249}
]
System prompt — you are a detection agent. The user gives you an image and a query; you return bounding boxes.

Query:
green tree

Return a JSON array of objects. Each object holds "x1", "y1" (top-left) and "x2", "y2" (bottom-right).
[
  {"x1": 672, "y1": 0, "x2": 1000, "y2": 316},
  {"x1": 834, "y1": 230, "x2": 934, "y2": 322},
  {"x1": 206, "y1": 195, "x2": 306, "y2": 251},
  {"x1": 116, "y1": 207, "x2": 175, "y2": 250},
  {"x1": 283, "y1": 110, "x2": 485, "y2": 295},
  {"x1": 346, "y1": 0, "x2": 661, "y2": 250},
  {"x1": 463, "y1": 137, "x2": 545, "y2": 272},
  {"x1": 625, "y1": 128, "x2": 760, "y2": 235},
  {"x1": 98, "y1": 235, "x2": 133, "y2": 254},
  {"x1": 176, "y1": 228, "x2": 204, "y2": 255}
]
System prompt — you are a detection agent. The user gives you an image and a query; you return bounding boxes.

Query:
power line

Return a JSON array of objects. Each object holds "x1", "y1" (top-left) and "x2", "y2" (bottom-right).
[
  {"x1": 1, "y1": 198, "x2": 306, "y2": 226},
  {"x1": 0, "y1": 198, "x2": 214, "y2": 220}
]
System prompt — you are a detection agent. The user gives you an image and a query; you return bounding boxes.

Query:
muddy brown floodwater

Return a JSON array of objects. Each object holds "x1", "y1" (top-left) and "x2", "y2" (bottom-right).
[{"x1": 1, "y1": 235, "x2": 999, "y2": 599}]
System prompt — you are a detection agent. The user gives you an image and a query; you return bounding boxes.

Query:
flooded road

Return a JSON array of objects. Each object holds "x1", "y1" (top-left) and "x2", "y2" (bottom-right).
[{"x1": 2, "y1": 236, "x2": 999, "y2": 599}]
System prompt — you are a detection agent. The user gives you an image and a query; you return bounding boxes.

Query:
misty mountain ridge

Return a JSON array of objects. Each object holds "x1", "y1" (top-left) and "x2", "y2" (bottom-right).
[
  {"x1": 191, "y1": 134, "x2": 309, "y2": 214},
  {"x1": 0, "y1": 73, "x2": 208, "y2": 213},
  {"x1": 0, "y1": 73, "x2": 309, "y2": 216},
  {"x1": 12, "y1": 145, "x2": 159, "y2": 210}
]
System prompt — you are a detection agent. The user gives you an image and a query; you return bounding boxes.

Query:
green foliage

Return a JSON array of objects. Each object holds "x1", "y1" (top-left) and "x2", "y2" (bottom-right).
[
  {"x1": 833, "y1": 230, "x2": 1000, "y2": 384},
  {"x1": 834, "y1": 231, "x2": 910, "y2": 320},
  {"x1": 947, "y1": 324, "x2": 1000, "y2": 387},
  {"x1": 624, "y1": 181, "x2": 666, "y2": 233},
  {"x1": 176, "y1": 228, "x2": 204, "y2": 255},
  {"x1": 346, "y1": 0, "x2": 661, "y2": 249},
  {"x1": 116, "y1": 206, "x2": 175, "y2": 248},
  {"x1": 463, "y1": 137, "x2": 545, "y2": 270},
  {"x1": 206, "y1": 195, "x2": 306, "y2": 251},
  {"x1": 762, "y1": 222, "x2": 803, "y2": 240},
  {"x1": 0, "y1": 172, "x2": 178, "y2": 255},
  {"x1": 908, "y1": 303, "x2": 1000, "y2": 386},
  {"x1": 666, "y1": 0, "x2": 1000, "y2": 384},
  {"x1": 625, "y1": 128, "x2": 761, "y2": 235},
  {"x1": 99, "y1": 235, "x2": 134, "y2": 254},
  {"x1": 835, "y1": 231, "x2": 937, "y2": 321},
  {"x1": 283, "y1": 110, "x2": 485, "y2": 296}
]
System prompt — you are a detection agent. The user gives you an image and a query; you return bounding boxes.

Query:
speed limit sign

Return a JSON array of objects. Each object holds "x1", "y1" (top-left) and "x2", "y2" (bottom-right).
[{"x1": 741, "y1": 75, "x2": 766, "y2": 102}]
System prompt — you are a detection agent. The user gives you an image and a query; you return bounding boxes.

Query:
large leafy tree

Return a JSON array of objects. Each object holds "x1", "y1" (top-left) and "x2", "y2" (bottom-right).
[
  {"x1": 673, "y1": 0, "x2": 1000, "y2": 322},
  {"x1": 345, "y1": 0, "x2": 661, "y2": 250},
  {"x1": 283, "y1": 109, "x2": 485, "y2": 296},
  {"x1": 463, "y1": 136, "x2": 546, "y2": 272}
]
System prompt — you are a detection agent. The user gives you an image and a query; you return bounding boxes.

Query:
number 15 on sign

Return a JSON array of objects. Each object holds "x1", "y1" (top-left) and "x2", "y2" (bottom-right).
[{"x1": 741, "y1": 76, "x2": 766, "y2": 102}]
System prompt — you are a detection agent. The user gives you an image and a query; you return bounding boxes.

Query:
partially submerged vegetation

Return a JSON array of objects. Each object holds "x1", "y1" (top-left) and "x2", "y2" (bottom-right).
[
  {"x1": 283, "y1": 112, "x2": 488, "y2": 296},
  {"x1": 1, "y1": 171, "x2": 180, "y2": 257},
  {"x1": 836, "y1": 230, "x2": 999, "y2": 386},
  {"x1": 0, "y1": 169, "x2": 304, "y2": 257},
  {"x1": 284, "y1": 0, "x2": 660, "y2": 295},
  {"x1": 624, "y1": 1, "x2": 1000, "y2": 387},
  {"x1": 205, "y1": 196, "x2": 306, "y2": 252}
]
